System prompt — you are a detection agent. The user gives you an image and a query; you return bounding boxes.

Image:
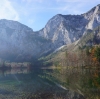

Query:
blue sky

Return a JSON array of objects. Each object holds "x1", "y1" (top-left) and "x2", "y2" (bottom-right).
[{"x1": 0, "y1": 0, "x2": 100, "y2": 31}]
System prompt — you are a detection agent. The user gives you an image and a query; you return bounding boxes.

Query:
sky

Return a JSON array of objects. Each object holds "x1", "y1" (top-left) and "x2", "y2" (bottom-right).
[{"x1": 0, "y1": 0, "x2": 100, "y2": 31}]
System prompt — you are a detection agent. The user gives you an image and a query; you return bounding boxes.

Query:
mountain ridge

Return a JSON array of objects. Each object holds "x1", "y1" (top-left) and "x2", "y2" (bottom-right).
[{"x1": 0, "y1": 4, "x2": 100, "y2": 62}]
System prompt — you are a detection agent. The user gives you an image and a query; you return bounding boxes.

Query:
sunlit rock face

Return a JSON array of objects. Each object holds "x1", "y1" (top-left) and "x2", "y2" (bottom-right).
[
  {"x1": 38, "y1": 14, "x2": 88, "y2": 46},
  {"x1": 83, "y1": 4, "x2": 100, "y2": 30},
  {"x1": 38, "y1": 4, "x2": 100, "y2": 46},
  {"x1": 0, "y1": 4, "x2": 100, "y2": 61}
]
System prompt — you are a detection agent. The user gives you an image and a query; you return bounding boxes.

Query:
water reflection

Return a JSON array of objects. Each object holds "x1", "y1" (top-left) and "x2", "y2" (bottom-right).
[
  {"x1": 0, "y1": 67, "x2": 98, "y2": 99},
  {"x1": 0, "y1": 68, "x2": 28, "y2": 76},
  {"x1": 45, "y1": 67, "x2": 100, "y2": 99},
  {"x1": 0, "y1": 68, "x2": 85, "y2": 99}
]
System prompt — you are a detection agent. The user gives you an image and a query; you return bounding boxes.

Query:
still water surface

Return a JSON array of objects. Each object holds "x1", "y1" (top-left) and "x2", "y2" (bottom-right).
[{"x1": 0, "y1": 67, "x2": 99, "y2": 99}]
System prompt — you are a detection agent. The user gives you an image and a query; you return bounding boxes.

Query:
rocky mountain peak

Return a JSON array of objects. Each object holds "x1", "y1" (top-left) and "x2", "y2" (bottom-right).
[
  {"x1": 38, "y1": 13, "x2": 88, "y2": 47},
  {"x1": 83, "y1": 4, "x2": 100, "y2": 30},
  {"x1": 97, "y1": 4, "x2": 100, "y2": 9},
  {"x1": 1, "y1": 5, "x2": 100, "y2": 61},
  {"x1": 0, "y1": 19, "x2": 33, "y2": 33}
]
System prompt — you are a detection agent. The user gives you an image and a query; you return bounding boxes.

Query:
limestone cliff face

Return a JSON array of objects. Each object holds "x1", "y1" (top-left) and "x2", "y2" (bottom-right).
[
  {"x1": 37, "y1": 4, "x2": 100, "y2": 50},
  {"x1": 38, "y1": 14, "x2": 88, "y2": 47},
  {"x1": 83, "y1": 4, "x2": 100, "y2": 30},
  {"x1": 0, "y1": 5, "x2": 100, "y2": 61}
]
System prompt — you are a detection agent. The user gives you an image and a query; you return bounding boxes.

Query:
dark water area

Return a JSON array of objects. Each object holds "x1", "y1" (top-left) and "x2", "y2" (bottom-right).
[{"x1": 0, "y1": 67, "x2": 99, "y2": 99}]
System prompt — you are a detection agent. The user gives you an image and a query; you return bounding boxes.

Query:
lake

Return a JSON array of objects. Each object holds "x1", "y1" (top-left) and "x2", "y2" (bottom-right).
[{"x1": 0, "y1": 67, "x2": 99, "y2": 99}]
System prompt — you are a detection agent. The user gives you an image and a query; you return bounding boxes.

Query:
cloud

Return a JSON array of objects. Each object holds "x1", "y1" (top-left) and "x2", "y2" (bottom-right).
[
  {"x1": 56, "y1": 3, "x2": 84, "y2": 14},
  {"x1": 22, "y1": 0, "x2": 44, "y2": 3},
  {"x1": 54, "y1": 0, "x2": 100, "y2": 14},
  {"x1": 22, "y1": 0, "x2": 32, "y2": 3},
  {"x1": 20, "y1": 0, "x2": 100, "y2": 15},
  {"x1": 56, "y1": 0, "x2": 100, "y2": 3},
  {"x1": 2, "y1": 0, "x2": 100, "y2": 31},
  {"x1": 0, "y1": 0, "x2": 19, "y2": 20}
]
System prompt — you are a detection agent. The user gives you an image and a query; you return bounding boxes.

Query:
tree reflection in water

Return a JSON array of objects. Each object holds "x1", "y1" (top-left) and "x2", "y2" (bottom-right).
[{"x1": 0, "y1": 67, "x2": 99, "y2": 99}]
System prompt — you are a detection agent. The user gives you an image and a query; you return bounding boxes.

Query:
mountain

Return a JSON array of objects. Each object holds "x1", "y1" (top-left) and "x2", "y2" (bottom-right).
[
  {"x1": 83, "y1": 4, "x2": 100, "y2": 30},
  {"x1": 78, "y1": 26, "x2": 100, "y2": 48},
  {"x1": 0, "y1": 19, "x2": 53, "y2": 61},
  {"x1": 38, "y1": 14, "x2": 88, "y2": 47},
  {"x1": 0, "y1": 4, "x2": 100, "y2": 62},
  {"x1": 38, "y1": 4, "x2": 100, "y2": 46}
]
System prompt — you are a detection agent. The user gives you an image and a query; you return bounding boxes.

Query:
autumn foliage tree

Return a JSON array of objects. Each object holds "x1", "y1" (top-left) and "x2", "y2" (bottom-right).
[
  {"x1": 89, "y1": 46, "x2": 100, "y2": 65},
  {"x1": 94, "y1": 47, "x2": 100, "y2": 63},
  {"x1": 62, "y1": 46, "x2": 100, "y2": 67}
]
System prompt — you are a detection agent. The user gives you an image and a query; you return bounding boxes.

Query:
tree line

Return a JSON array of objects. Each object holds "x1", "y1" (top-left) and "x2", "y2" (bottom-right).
[{"x1": 59, "y1": 46, "x2": 100, "y2": 67}]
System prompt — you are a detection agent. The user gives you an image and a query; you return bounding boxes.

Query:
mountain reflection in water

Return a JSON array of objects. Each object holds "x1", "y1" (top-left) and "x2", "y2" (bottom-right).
[{"x1": 0, "y1": 67, "x2": 99, "y2": 99}]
